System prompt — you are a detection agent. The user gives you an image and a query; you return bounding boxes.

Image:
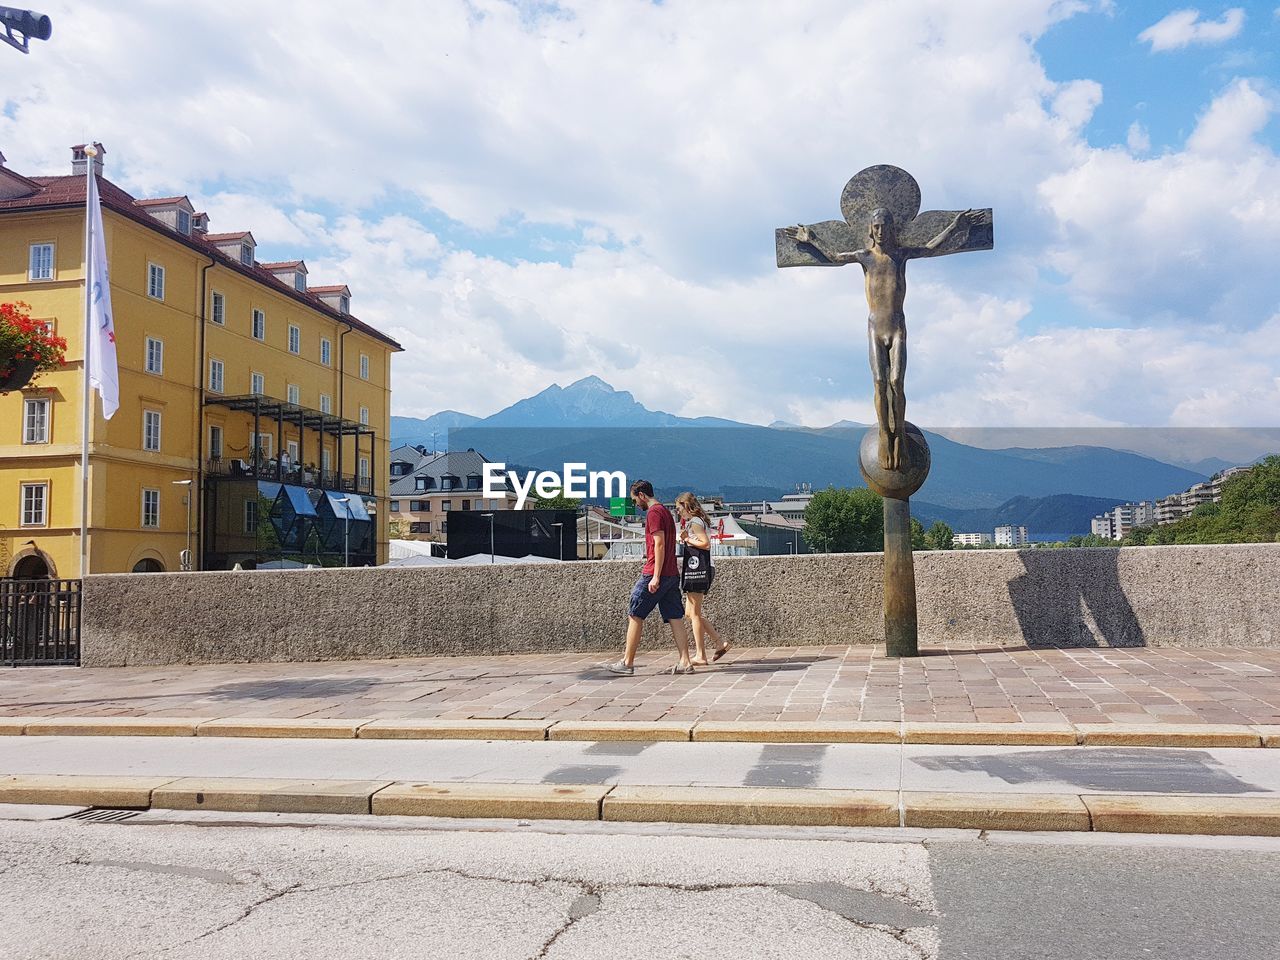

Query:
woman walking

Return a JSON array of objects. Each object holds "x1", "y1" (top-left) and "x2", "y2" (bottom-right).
[{"x1": 675, "y1": 493, "x2": 730, "y2": 666}]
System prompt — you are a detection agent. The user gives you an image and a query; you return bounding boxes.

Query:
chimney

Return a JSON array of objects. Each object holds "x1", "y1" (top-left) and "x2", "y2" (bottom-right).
[{"x1": 71, "y1": 143, "x2": 105, "y2": 177}]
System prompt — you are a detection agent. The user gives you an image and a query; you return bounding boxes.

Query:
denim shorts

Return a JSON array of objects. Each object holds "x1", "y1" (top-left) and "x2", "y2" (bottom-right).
[{"x1": 628, "y1": 575, "x2": 684, "y2": 622}]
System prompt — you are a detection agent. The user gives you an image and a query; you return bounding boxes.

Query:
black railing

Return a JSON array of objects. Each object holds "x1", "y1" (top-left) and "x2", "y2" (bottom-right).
[
  {"x1": 205, "y1": 457, "x2": 373, "y2": 495},
  {"x1": 1, "y1": 578, "x2": 81, "y2": 666}
]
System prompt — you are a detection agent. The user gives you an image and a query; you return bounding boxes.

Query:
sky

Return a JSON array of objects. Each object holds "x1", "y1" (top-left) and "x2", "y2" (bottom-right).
[{"x1": 3, "y1": 0, "x2": 1279, "y2": 430}]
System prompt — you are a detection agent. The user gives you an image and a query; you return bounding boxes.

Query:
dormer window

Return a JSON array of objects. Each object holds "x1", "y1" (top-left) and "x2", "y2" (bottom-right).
[
  {"x1": 176, "y1": 209, "x2": 190, "y2": 235},
  {"x1": 294, "y1": 272, "x2": 306, "y2": 292},
  {"x1": 240, "y1": 243, "x2": 253, "y2": 266},
  {"x1": 135, "y1": 195, "x2": 195, "y2": 236},
  {"x1": 415, "y1": 477, "x2": 426, "y2": 491},
  {"x1": 339, "y1": 295, "x2": 350, "y2": 314}
]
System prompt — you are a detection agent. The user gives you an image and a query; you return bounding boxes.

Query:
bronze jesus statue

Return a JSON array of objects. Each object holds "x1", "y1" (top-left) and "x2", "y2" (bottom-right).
[{"x1": 776, "y1": 165, "x2": 992, "y2": 471}]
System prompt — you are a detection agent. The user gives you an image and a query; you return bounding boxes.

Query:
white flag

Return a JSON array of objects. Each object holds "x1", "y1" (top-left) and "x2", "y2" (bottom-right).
[{"x1": 85, "y1": 172, "x2": 119, "y2": 420}]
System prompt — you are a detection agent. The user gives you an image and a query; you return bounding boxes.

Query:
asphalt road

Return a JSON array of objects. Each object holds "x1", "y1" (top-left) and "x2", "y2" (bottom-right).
[{"x1": 2, "y1": 807, "x2": 1278, "y2": 959}]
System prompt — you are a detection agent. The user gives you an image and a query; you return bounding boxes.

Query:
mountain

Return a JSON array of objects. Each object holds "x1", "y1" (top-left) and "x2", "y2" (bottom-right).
[
  {"x1": 482, "y1": 376, "x2": 741, "y2": 428},
  {"x1": 390, "y1": 410, "x2": 480, "y2": 447},
  {"x1": 913, "y1": 494, "x2": 1126, "y2": 541},
  {"x1": 396, "y1": 376, "x2": 1210, "y2": 511}
]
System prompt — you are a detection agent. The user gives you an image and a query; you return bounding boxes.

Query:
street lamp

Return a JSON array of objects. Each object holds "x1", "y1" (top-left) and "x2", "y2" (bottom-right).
[
  {"x1": 172, "y1": 479, "x2": 193, "y2": 571},
  {"x1": 551, "y1": 521, "x2": 564, "y2": 561},
  {"x1": 335, "y1": 496, "x2": 350, "y2": 567},
  {"x1": 480, "y1": 512, "x2": 494, "y2": 564}
]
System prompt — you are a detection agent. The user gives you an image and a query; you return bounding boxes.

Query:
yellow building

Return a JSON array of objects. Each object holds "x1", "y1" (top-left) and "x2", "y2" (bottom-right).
[{"x1": 0, "y1": 144, "x2": 402, "y2": 577}]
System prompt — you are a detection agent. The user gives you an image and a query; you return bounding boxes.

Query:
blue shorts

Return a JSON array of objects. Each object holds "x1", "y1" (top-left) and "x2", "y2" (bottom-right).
[{"x1": 628, "y1": 575, "x2": 684, "y2": 622}]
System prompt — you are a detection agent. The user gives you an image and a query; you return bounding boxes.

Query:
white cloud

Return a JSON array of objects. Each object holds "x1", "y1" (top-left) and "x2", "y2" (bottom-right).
[
  {"x1": 1138, "y1": 8, "x2": 1246, "y2": 52},
  {"x1": 1126, "y1": 122, "x2": 1151, "y2": 153},
  {"x1": 3, "y1": 0, "x2": 1277, "y2": 430}
]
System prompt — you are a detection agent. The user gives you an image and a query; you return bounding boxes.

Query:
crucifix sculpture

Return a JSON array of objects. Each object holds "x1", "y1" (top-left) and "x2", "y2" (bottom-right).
[{"x1": 777, "y1": 164, "x2": 993, "y2": 657}]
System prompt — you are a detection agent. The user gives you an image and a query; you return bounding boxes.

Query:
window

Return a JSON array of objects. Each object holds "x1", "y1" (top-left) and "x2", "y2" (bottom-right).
[
  {"x1": 143, "y1": 410, "x2": 162, "y2": 451},
  {"x1": 23, "y1": 398, "x2": 50, "y2": 444},
  {"x1": 145, "y1": 336, "x2": 164, "y2": 375},
  {"x1": 287, "y1": 440, "x2": 299, "y2": 463},
  {"x1": 461, "y1": 499, "x2": 470, "y2": 511},
  {"x1": 251, "y1": 433, "x2": 272, "y2": 458},
  {"x1": 250, "y1": 371, "x2": 265, "y2": 395},
  {"x1": 359, "y1": 406, "x2": 369, "y2": 425},
  {"x1": 211, "y1": 291, "x2": 225, "y2": 324},
  {"x1": 322, "y1": 448, "x2": 332, "y2": 473},
  {"x1": 208, "y1": 358, "x2": 224, "y2": 393},
  {"x1": 147, "y1": 262, "x2": 165, "y2": 300},
  {"x1": 240, "y1": 243, "x2": 253, "y2": 266},
  {"x1": 410, "y1": 521, "x2": 431, "y2": 534},
  {"x1": 467, "y1": 475, "x2": 481, "y2": 490},
  {"x1": 410, "y1": 500, "x2": 429, "y2": 512},
  {"x1": 415, "y1": 477, "x2": 426, "y2": 491},
  {"x1": 288, "y1": 324, "x2": 300, "y2": 354},
  {"x1": 390, "y1": 500, "x2": 401, "y2": 513},
  {"x1": 28, "y1": 243, "x2": 54, "y2": 281},
  {"x1": 20, "y1": 483, "x2": 47, "y2": 527},
  {"x1": 176, "y1": 209, "x2": 191, "y2": 235},
  {"x1": 320, "y1": 338, "x2": 331, "y2": 366},
  {"x1": 359, "y1": 354, "x2": 369, "y2": 379},
  {"x1": 141, "y1": 488, "x2": 160, "y2": 528},
  {"x1": 442, "y1": 500, "x2": 451, "y2": 512},
  {"x1": 339, "y1": 295, "x2": 350, "y2": 315},
  {"x1": 209, "y1": 424, "x2": 224, "y2": 460},
  {"x1": 287, "y1": 383, "x2": 300, "y2": 405},
  {"x1": 319, "y1": 394, "x2": 331, "y2": 414},
  {"x1": 252, "y1": 309, "x2": 265, "y2": 341},
  {"x1": 359, "y1": 457, "x2": 369, "y2": 480},
  {"x1": 294, "y1": 272, "x2": 306, "y2": 293},
  {"x1": 244, "y1": 499, "x2": 259, "y2": 534}
]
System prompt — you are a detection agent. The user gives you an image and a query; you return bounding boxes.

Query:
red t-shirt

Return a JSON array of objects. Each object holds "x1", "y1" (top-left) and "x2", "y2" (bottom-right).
[{"x1": 643, "y1": 501, "x2": 680, "y2": 577}]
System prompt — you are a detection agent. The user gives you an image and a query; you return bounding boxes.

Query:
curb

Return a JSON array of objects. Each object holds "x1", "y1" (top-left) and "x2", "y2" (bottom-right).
[
  {"x1": 0, "y1": 717, "x2": 1275, "y2": 748},
  {"x1": 6, "y1": 776, "x2": 1280, "y2": 837}
]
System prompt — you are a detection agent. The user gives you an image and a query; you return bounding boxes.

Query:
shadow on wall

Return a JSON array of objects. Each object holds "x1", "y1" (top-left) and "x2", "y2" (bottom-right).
[{"x1": 1006, "y1": 549, "x2": 1145, "y2": 648}]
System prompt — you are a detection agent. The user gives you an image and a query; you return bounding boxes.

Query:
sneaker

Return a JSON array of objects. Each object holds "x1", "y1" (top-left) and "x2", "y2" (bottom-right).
[{"x1": 601, "y1": 659, "x2": 634, "y2": 676}]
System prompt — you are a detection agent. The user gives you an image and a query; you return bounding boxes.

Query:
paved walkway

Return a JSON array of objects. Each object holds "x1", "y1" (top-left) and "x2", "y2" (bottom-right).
[{"x1": 3, "y1": 645, "x2": 1279, "y2": 726}]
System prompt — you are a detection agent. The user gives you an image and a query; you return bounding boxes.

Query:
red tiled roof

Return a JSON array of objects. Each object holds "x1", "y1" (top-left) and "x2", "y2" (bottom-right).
[
  {"x1": 202, "y1": 231, "x2": 253, "y2": 242},
  {"x1": 0, "y1": 174, "x2": 400, "y2": 350},
  {"x1": 260, "y1": 260, "x2": 305, "y2": 270},
  {"x1": 309, "y1": 284, "x2": 351, "y2": 295},
  {"x1": 135, "y1": 196, "x2": 190, "y2": 207}
]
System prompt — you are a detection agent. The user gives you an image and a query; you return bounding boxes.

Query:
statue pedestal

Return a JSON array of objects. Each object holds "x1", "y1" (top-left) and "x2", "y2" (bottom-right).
[{"x1": 858, "y1": 424, "x2": 931, "y2": 659}]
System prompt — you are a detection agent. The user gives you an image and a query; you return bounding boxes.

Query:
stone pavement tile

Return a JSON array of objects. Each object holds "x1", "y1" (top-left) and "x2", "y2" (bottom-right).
[
  {"x1": 1082, "y1": 794, "x2": 1280, "y2": 837},
  {"x1": 903, "y1": 791, "x2": 1091, "y2": 832}
]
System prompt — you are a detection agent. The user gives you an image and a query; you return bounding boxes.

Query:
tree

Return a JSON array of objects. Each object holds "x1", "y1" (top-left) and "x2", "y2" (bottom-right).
[
  {"x1": 910, "y1": 517, "x2": 926, "y2": 550},
  {"x1": 923, "y1": 520, "x2": 955, "y2": 550},
  {"x1": 803, "y1": 486, "x2": 883, "y2": 553},
  {"x1": 1121, "y1": 457, "x2": 1280, "y2": 546},
  {"x1": 528, "y1": 490, "x2": 583, "y2": 511}
]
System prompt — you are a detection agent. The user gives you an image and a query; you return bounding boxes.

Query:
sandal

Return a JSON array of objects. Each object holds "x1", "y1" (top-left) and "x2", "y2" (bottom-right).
[
  {"x1": 666, "y1": 663, "x2": 696, "y2": 675},
  {"x1": 712, "y1": 643, "x2": 732, "y2": 662},
  {"x1": 689, "y1": 658, "x2": 709, "y2": 666}
]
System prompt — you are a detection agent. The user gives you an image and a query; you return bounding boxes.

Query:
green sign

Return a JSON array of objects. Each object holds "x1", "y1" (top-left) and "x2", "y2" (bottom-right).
[{"x1": 609, "y1": 496, "x2": 633, "y2": 517}]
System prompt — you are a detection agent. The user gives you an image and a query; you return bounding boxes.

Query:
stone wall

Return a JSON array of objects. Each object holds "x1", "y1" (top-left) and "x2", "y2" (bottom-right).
[{"x1": 80, "y1": 543, "x2": 1280, "y2": 666}]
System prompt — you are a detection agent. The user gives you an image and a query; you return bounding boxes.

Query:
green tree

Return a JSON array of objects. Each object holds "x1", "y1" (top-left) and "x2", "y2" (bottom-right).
[
  {"x1": 923, "y1": 520, "x2": 955, "y2": 550},
  {"x1": 1122, "y1": 457, "x2": 1280, "y2": 546},
  {"x1": 527, "y1": 484, "x2": 583, "y2": 511},
  {"x1": 803, "y1": 486, "x2": 883, "y2": 553},
  {"x1": 910, "y1": 517, "x2": 926, "y2": 550}
]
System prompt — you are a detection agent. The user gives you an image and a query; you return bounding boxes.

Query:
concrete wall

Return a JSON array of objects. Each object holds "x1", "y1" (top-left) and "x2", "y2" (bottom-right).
[{"x1": 80, "y1": 543, "x2": 1280, "y2": 666}]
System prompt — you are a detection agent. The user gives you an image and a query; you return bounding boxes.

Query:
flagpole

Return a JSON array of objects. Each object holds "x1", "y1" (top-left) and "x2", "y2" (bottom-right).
[{"x1": 79, "y1": 145, "x2": 96, "y2": 579}]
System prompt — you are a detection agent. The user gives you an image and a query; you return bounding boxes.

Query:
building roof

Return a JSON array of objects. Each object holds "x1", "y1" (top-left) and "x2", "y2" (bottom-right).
[
  {"x1": 134, "y1": 196, "x2": 190, "y2": 207},
  {"x1": 309, "y1": 284, "x2": 351, "y2": 295},
  {"x1": 0, "y1": 171, "x2": 400, "y2": 351},
  {"x1": 260, "y1": 260, "x2": 305, "y2": 270},
  {"x1": 388, "y1": 448, "x2": 510, "y2": 497}
]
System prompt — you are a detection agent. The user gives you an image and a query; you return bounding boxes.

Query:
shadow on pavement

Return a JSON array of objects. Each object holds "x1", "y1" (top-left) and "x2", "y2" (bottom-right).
[{"x1": 911, "y1": 747, "x2": 1265, "y2": 794}]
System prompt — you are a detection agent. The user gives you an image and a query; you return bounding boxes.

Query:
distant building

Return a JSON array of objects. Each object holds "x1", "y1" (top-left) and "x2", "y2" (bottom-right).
[
  {"x1": 387, "y1": 446, "x2": 518, "y2": 543},
  {"x1": 994, "y1": 524, "x2": 1029, "y2": 547},
  {"x1": 1093, "y1": 465, "x2": 1255, "y2": 540},
  {"x1": 952, "y1": 532, "x2": 993, "y2": 547}
]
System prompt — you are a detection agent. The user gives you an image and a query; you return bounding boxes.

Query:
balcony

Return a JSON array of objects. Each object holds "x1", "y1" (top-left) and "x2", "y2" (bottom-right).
[
  {"x1": 205, "y1": 456, "x2": 373, "y2": 495},
  {"x1": 203, "y1": 394, "x2": 376, "y2": 496}
]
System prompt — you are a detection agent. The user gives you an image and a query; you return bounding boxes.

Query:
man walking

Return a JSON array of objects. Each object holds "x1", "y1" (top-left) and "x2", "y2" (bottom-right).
[{"x1": 602, "y1": 480, "x2": 696, "y2": 675}]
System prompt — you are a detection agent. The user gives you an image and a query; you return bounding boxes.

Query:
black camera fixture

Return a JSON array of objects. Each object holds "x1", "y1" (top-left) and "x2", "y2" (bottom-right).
[{"x1": 1, "y1": 6, "x2": 52, "y2": 54}]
